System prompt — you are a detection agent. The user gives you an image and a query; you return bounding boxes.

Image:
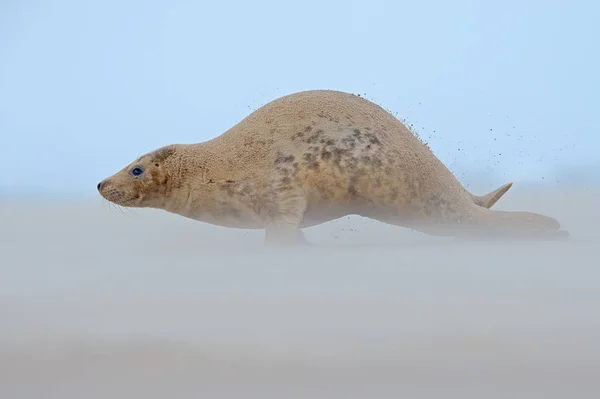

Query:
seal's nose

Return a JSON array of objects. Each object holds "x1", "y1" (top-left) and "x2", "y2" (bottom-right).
[{"x1": 97, "y1": 181, "x2": 104, "y2": 192}]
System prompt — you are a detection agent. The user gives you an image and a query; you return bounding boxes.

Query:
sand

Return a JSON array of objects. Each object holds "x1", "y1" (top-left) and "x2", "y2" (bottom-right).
[{"x1": 1, "y1": 185, "x2": 599, "y2": 398}]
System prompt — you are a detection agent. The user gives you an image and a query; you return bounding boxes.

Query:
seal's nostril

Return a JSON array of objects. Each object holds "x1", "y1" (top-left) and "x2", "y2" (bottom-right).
[{"x1": 97, "y1": 181, "x2": 103, "y2": 191}]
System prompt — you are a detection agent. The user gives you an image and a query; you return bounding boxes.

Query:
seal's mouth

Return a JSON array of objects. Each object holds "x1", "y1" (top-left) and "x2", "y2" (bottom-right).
[
  {"x1": 100, "y1": 189, "x2": 139, "y2": 206},
  {"x1": 97, "y1": 180, "x2": 141, "y2": 207}
]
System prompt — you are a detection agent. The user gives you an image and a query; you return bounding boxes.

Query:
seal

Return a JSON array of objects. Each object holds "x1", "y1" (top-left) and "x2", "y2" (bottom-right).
[{"x1": 97, "y1": 90, "x2": 567, "y2": 245}]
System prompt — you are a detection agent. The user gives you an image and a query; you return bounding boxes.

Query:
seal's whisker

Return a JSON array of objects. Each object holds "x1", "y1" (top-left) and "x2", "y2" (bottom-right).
[
  {"x1": 108, "y1": 202, "x2": 118, "y2": 215},
  {"x1": 112, "y1": 198, "x2": 139, "y2": 218},
  {"x1": 120, "y1": 204, "x2": 137, "y2": 217},
  {"x1": 103, "y1": 199, "x2": 112, "y2": 214},
  {"x1": 108, "y1": 201, "x2": 124, "y2": 217},
  {"x1": 113, "y1": 203, "x2": 132, "y2": 218}
]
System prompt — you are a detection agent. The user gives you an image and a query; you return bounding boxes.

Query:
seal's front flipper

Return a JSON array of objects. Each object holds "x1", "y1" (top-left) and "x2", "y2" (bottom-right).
[
  {"x1": 263, "y1": 197, "x2": 310, "y2": 246},
  {"x1": 471, "y1": 182, "x2": 513, "y2": 209},
  {"x1": 263, "y1": 176, "x2": 311, "y2": 246}
]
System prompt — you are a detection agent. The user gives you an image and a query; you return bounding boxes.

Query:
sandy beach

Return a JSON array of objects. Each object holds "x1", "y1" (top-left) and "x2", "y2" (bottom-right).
[{"x1": 1, "y1": 184, "x2": 599, "y2": 398}]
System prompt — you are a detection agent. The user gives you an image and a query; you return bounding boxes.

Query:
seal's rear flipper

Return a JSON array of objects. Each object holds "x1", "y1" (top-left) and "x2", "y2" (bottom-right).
[
  {"x1": 454, "y1": 207, "x2": 568, "y2": 241},
  {"x1": 471, "y1": 182, "x2": 513, "y2": 209},
  {"x1": 454, "y1": 229, "x2": 570, "y2": 242}
]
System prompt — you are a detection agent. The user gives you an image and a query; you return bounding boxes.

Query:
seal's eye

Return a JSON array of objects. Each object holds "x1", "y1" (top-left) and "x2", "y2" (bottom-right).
[{"x1": 131, "y1": 166, "x2": 144, "y2": 177}]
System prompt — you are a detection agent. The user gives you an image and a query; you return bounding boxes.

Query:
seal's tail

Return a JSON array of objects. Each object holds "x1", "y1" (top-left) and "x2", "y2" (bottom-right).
[{"x1": 470, "y1": 182, "x2": 513, "y2": 209}]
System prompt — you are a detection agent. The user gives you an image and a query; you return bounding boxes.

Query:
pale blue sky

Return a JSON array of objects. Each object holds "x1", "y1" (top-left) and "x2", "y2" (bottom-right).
[{"x1": 1, "y1": 0, "x2": 598, "y2": 197}]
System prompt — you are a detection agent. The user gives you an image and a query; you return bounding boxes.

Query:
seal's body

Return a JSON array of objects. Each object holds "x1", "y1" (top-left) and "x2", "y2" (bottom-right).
[{"x1": 98, "y1": 90, "x2": 566, "y2": 244}]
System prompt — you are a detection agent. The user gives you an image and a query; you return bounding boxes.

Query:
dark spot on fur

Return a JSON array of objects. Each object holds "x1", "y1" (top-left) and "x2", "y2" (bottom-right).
[
  {"x1": 277, "y1": 184, "x2": 293, "y2": 192},
  {"x1": 347, "y1": 176, "x2": 360, "y2": 199},
  {"x1": 321, "y1": 151, "x2": 332, "y2": 161},
  {"x1": 302, "y1": 152, "x2": 319, "y2": 170},
  {"x1": 332, "y1": 148, "x2": 350, "y2": 160},
  {"x1": 275, "y1": 152, "x2": 295, "y2": 165},
  {"x1": 306, "y1": 129, "x2": 324, "y2": 144},
  {"x1": 348, "y1": 185, "x2": 358, "y2": 199},
  {"x1": 425, "y1": 195, "x2": 458, "y2": 220},
  {"x1": 369, "y1": 137, "x2": 381, "y2": 145},
  {"x1": 218, "y1": 181, "x2": 236, "y2": 197},
  {"x1": 280, "y1": 168, "x2": 291, "y2": 177},
  {"x1": 305, "y1": 126, "x2": 313, "y2": 132},
  {"x1": 347, "y1": 159, "x2": 359, "y2": 171}
]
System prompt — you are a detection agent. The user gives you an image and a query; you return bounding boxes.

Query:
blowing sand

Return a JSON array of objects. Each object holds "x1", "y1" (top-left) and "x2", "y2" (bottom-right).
[{"x1": 1, "y1": 185, "x2": 599, "y2": 398}]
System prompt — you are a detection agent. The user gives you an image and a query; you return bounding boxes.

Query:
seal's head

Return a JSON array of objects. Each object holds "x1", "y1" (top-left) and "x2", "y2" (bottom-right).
[{"x1": 97, "y1": 145, "x2": 177, "y2": 208}]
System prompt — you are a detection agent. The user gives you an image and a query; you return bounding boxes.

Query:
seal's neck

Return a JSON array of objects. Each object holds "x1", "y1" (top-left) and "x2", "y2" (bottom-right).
[{"x1": 159, "y1": 144, "x2": 220, "y2": 214}]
